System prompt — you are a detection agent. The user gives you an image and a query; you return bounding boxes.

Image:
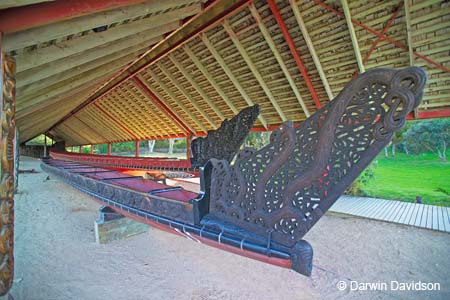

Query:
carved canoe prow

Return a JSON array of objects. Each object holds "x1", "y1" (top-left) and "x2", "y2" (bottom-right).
[
  {"x1": 190, "y1": 104, "x2": 260, "y2": 167},
  {"x1": 198, "y1": 67, "x2": 427, "y2": 275}
]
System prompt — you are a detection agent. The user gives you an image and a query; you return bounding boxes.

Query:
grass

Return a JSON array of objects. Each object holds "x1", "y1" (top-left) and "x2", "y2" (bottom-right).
[{"x1": 362, "y1": 152, "x2": 450, "y2": 207}]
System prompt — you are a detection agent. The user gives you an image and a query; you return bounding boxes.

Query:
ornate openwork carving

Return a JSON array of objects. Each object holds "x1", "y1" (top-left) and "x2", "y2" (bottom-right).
[
  {"x1": 0, "y1": 54, "x2": 16, "y2": 295},
  {"x1": 190, "y1": 105, "x2": 260, "y2": 167},
  {"x1": 207, "y1": 67, "x2": 426, "y2": 247}
]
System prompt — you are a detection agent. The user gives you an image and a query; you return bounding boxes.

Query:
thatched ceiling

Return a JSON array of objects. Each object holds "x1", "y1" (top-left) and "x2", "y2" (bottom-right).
[{"x1": 2, "y1": 0, "x2": 449, "y2": 146}]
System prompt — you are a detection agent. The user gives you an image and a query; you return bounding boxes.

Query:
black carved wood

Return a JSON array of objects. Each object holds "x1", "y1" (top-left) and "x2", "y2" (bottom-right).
[
  {"x1": 190, "y1": 105, "x2": 260, "y2": 167},
  {"x1": 207, "y1": 67, "x2": 427, "y2": 247}
]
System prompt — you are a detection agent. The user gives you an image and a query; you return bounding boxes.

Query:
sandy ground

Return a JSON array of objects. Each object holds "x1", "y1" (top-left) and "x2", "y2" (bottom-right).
[{"x1": 10, "y1": 157, "x2": 450, "y2": 300}]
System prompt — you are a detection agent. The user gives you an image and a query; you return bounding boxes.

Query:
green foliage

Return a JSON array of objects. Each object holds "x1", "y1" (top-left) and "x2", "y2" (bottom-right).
[
  {"x1": 244, "y1": 132, "x2": 271, "y2": 150},
  {"x1": 153, "y1": 138, "x2": 186, "y2": 151},
  {"x1": 361, "y1": 152, "x2": 450, "y2": 206},
  {"x1": 112, "y1": 141, "x2": 135, "y2": 154},
  {"x1": 346, "y1": 161, "x2": 377, "y2": 196},
  {"x1": 94, "y1": 144, "x2": 108, "y2": 154},
  {"x1": 403, "y1": 118, "x2": 450, "y2": 161},
  {"x1": 26, "y1": 134, "x2": 54, "y2": 146},
  {"x1": 81, "y1": 146, "x2": 91, "y2": 154}
]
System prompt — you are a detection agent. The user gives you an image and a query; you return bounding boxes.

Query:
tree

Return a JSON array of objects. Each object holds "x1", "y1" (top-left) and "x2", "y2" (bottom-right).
[
  {"x1": 168, "y1": 138, "x2": 175, "y2": 154},
  {"x1": 403, "y1": 119, "x2": 450, "y2": 161},
  {"x1": 390, "y1": 123, "x2": 410, "y2": 157},
  {"x1": 148, "y1": 140, "x2": 155, "y2": 153}
]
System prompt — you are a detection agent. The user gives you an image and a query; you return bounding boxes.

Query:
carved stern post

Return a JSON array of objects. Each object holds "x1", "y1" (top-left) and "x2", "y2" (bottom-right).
[
  {"x1": 200, "y1": 67, "x2": 427, "y2": 276},
  {"x1": 0, "y1": 53, "x2": 16, "y2": 294}
]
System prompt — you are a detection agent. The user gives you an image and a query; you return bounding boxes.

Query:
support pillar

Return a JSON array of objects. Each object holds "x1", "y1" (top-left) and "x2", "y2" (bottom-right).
[
  {"x1": 43, "y1": 134, "x2": 47, "y2": 157},
  {"x1": 0, "y1": 48, "x2": 16, "y2": 295},
  {"x1": 135, "y1": 141, "x2": 140, "y2": 157},
  {"x1": 107, "y1": 143, "x2": 112, "y2": 155},
  {"x1": 78, "y1": 145, "x2": 82, "y2": 153},
  {"x1": 90, "y1": 145, "x2": 94, "y2": 154}
]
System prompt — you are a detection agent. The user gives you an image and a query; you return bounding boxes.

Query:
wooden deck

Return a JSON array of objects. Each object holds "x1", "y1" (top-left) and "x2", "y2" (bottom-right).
[{"x1": 329, "y1": 196, "x2": 450, "y2": 233}]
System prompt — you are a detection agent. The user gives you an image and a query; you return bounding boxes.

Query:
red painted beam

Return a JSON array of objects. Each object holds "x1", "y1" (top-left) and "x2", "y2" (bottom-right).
[
  {"x1": 313, "y1": 0, "x2": 450, "y2": 74},
  {"x1": 407, "y1": 109, "x2": 450, "y2": 120},
  {"x1": 0, "y1": 0, "x2": 148, "y2": 33},
  {"x1": 93, "y1": 102, "x2": 139, "y2": 140},
  {"x1": 268, "y1": 0, "x2": 321, "y2": 109},
  {"x1": 352, "y1": 3, "x2": 404, "y2": 78},
  {"x1": 131, "y1": 77, "x2": 194, "y2": 135},
  {"x1": 49, "y1": 0, "x2": 254, "y2": 133}
]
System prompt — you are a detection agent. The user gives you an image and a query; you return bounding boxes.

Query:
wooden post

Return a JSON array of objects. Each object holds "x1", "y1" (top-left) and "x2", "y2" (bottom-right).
[
  {"x1": 186, "y1": 135, "x2": 192, "y2": 160},
  {"x1": 78, "y1": 145, "x2": 82, "y2": 153},
  {"x1": 90, "y1": 145, "x2": 94, "y2": 154},
  {"x1": 135, "y1": 141, "x2": 140, "y2": 157},
  {"x1": 0, "y1": 44, "x2": 16, "y2": 295},
  {"x1": 43, "y1": 134, "x2": 47, "y2": 157},
  {"x1": 107, "y1": 143, "x2": 112, "y2": 155}
]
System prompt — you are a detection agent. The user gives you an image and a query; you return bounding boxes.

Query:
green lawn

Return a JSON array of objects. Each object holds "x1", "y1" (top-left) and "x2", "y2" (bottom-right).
[{"x1": 362, "y1": 152, "x2": 450, "y2": 207}]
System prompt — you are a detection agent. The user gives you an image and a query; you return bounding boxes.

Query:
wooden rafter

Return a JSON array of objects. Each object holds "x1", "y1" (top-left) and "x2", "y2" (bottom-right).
[
  {"x1": 404, "y1": 0, "x2": 414, "y2": 67},
  {"x1": 16, "y1": 21, "x2": 167, "y2": 73},
  {"x1": 147, "y1": 68, "x2": 207, "y2": 133},
  {"x1": 0, "y1": 0, "x2": 53, "y2": 10},
  {"x1": 123, "y1": 84, "x2": 172, "y2": 137},
  {"x1": 132, "y1": 75, "x2": 195, "y2": 135},
  {"x1": 18, "y1": 43, "x2": 152, "y2": 98},
  {"x1": 93, "y1": 102, "x2": 139, "y2": 140},
  {"x1": 184, "y1": 45, "x2": 238, "y2": 115},
  {"x1": 340, "y1": 0, "x2": 365, "y2": 74},
  {"x1": 73, "y1": 115, "x2": 108, "y2": 142},
  {"x1": 157, "y1": 62, "x2": 218, "y2": 129},
  {"x1": 102, "y1": 92, "x2": 151, "y2": 139},
  {"x1": 78, "y1": 108, "x2": 123, "y2": 141},
  {"x1": 65, "y1": 118, "x2": 101, "y2": 143},
  {"x1": 200, "y1": 33, "x2": 268, "y2": 128},
  {"x1": 290, "y1": 0, "x2": 334, "y2": 101},
  {"x1": 17, "y1": 65, "x2": 119, "y2": 112},
  {"x1": 168, "y1": 53, "x2": 225, "y2": 120},
  {"x1": 50, "y1": 0, "x2": 253, "y2": 133},
  {"x1": 137, "y1": 74, "x2": 196, "y2": 135},
  {"x1": 16, "y1": 18, "x2": 180, "y2": 85},
  {"x1": 17, "y1": 71, "x2": 114, "y2": 119},
  {"x1": 249, "y1": 3, "x2": 310, "y2": 117},
  {"x1": 268, "y1": 0, "x2": 322, "y2": 110},
  {"x1": 59, "y1": 123, "x2": 91, "y2": 145},
  {"x1": 2, "y1": 0, "x2": 200, "y2": 50},
  {"x1": 223, "y1": 19, "x2": 287, "y2": 122},
  {"x1": 314, "y1": 0, "x2": 450, "y2": 73}
]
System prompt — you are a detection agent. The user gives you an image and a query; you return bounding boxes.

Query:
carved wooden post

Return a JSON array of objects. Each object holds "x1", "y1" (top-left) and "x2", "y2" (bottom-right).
[{"x1": 0, "y1": 52, "x2": 16, "y2": 295}]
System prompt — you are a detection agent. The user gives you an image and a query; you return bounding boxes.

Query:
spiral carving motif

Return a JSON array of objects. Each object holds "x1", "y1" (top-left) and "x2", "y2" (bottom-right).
[
  {"x1": 0, "y1": 54, "x2": 16, "y2": 295},
  {"x1": 208, "y1": 67, "x2": 427, "y2": 247}
]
